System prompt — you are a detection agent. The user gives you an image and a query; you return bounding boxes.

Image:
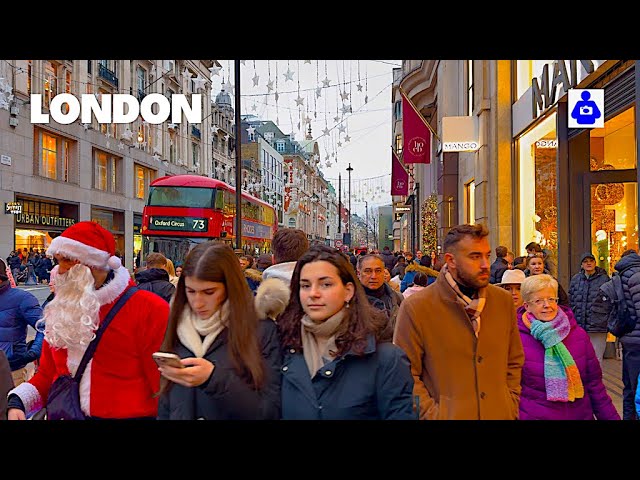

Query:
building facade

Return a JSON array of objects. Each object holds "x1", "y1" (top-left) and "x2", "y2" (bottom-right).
[
  {"x1": 396, "y1": 59, "x2": 640, "y2": 287},
  {"x1": 0, "y1": 59, "x2": 216, "y2": 269}
]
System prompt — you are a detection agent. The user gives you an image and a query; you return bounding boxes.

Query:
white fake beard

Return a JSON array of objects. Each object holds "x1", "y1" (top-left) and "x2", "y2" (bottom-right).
[{"x1": 43, "y1": 264, "x2": 101, "y2": 349}]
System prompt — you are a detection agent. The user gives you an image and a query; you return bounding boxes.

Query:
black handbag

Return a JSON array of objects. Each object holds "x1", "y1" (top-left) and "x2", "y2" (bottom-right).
[{"x1": 44, "y1": 287, "x2": 138, "y2": 420}]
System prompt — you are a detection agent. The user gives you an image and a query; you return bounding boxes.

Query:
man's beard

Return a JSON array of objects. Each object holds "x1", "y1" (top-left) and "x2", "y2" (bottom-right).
[
  {"x1": 43, "y1": 264, "x2": 101, "y2": 349},
  {"x1": 455, "y1": 265, "x2": 490, "y2": 290}
]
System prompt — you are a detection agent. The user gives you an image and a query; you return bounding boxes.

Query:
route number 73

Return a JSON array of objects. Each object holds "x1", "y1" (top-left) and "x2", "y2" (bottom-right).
[{"x1": 192, "y1": 219, "x2": 205, "y2": 230}]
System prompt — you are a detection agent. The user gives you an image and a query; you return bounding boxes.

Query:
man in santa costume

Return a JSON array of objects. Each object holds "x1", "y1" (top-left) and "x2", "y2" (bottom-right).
[{"x1": 7, "y1": 221, "x2": 170, "y2": 419}]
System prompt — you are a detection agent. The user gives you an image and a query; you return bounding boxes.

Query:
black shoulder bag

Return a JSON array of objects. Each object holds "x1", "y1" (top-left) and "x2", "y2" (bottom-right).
[{"x1": 44, "y1": 287, "x2": 138, "y2": 420}]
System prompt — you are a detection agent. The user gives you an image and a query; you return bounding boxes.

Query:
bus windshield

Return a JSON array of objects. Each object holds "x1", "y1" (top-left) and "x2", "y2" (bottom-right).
[
  {"x1": 144, "y1": 236, "x2": 211, "y2": 266},
  {"x1": 147, "y1": 186, "x2": 216, "y2": 208}
]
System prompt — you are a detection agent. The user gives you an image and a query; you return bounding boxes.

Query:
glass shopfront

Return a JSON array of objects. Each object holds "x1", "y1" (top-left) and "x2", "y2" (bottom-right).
[
  {"x1": 588, "y1": 106, "x2": 638, "y2": 274},
  {"x1": 517, "y1": 112, "x2": 558, "y2": 260},
  {"x1": 12, "y1": 197, "x2": 78, "y2": 251},
  {"x1": 91, "y1": 206, "x2": 125, "y2": 260}
]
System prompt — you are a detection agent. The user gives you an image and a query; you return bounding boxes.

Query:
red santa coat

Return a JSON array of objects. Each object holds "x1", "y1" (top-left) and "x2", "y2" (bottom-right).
[{"x1": 11, "y1": 267, "x2": 169, "y2": 418}]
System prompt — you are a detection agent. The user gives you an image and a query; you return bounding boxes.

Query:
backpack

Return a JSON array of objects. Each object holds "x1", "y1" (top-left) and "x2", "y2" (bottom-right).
[{"x1": 604, "y1": 274, "x2": 635, "y2": 337}]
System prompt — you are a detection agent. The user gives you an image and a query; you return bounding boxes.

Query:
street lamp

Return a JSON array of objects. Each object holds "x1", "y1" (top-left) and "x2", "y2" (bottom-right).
[
  {"x1": 346, "y1": 163, "x2": 353, "y2": 248},
  {"x1": 365, "y1": 200, "x2": 369, "y2": 250}
]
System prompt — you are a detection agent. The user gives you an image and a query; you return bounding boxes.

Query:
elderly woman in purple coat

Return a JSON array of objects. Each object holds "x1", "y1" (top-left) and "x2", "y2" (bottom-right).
[{"x1": 517, "y1": 274, "x2": 620, "y2": 420}]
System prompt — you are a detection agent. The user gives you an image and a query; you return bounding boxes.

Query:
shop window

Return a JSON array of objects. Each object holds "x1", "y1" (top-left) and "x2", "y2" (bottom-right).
[
  {"x1": 591, "y1": 183, "x2": 638, "y2": 274},
  {"x1": 518, "y1": 112, "x2": 558, "y2": 258},
  {"x1": 590, "y1": 106, "x2": 636, "y2": 171}
]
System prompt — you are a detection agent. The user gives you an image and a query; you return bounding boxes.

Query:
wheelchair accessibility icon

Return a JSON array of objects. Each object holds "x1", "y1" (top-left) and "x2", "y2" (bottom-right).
[{"x1": 568, "y1": 89, "x2": 604, "y2": 128}]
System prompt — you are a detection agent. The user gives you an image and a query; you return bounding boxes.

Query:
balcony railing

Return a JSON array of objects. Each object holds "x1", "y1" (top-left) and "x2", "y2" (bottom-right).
[{"x1": 98, "y1": 64, "x2": 119, "y2": 89}]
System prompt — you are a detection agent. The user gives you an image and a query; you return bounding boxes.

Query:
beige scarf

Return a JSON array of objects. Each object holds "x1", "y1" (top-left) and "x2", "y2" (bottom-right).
[
  {"x1": 177, "y1": 301, "x2": 229, "y2": 358},
  {"x1": 300, "y1": 308, "x2": 347, "y2": 377}
]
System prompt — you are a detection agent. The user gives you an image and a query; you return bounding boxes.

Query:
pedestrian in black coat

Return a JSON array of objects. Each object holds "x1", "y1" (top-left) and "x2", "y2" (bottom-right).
[{"x1": 157, "y1": 241, "x2": 281, "y2": 420}]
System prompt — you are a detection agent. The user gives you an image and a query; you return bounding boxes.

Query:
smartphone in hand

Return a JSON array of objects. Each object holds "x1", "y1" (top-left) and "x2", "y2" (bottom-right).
[{"x1": 152, "y1": 352, "x2": 185, "y2": 369}]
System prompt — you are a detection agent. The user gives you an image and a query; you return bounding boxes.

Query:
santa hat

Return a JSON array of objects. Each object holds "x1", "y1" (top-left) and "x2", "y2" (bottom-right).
[{"x1": 47, "y1": 221, "x2": 122, "y2": 270}]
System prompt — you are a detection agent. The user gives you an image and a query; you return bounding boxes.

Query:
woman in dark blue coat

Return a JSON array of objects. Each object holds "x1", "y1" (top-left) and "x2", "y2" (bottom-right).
[
  {"x1": 156, "y1": 241, "x2": 281, "y2": 420},
  {"x1": 278, "y1": 245, "x2": 415, "y2": 420}
]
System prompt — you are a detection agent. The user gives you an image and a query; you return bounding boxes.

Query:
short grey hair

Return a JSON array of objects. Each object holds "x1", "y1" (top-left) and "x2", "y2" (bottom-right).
[
  {"x1": 520, "y1": 274, "x2": 558, "y2": 303},
  {"x1": 357, "y1": 254, "x2": 384, "y2": 271}
]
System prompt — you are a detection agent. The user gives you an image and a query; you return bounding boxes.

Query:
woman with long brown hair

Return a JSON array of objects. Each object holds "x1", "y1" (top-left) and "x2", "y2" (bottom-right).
[
  {"x1": 156, "y1": 241, "x2": 281, "y2": 420},
  {"x1": 278, "y1": 245, "x2": 414, "y2": 419}
]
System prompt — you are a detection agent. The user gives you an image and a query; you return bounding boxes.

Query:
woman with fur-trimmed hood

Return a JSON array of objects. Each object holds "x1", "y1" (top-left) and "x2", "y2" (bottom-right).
[
  {"x1": 239, "y1": 255, "x2": 263, "y2": 295},
  {"x1": 400, "y1": 256, "x2": 439, "y2": 293}
]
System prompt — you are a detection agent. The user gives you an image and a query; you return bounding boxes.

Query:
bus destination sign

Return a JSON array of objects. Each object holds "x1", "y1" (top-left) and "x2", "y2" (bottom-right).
[{"x1": 150, "y1": 216, "x2": 208, "y2": 232}]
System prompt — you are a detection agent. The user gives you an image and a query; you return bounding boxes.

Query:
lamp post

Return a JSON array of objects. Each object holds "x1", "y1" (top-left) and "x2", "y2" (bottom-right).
[
  {"x1": 346, "y1": 163, "x2": 353, "y2": 248},
  {"x1": 234, "y1": 59, "x2": 242, "y2": 251},
  {"x1": 365, "y1": 200, "x2": 369, "y2": 250}
]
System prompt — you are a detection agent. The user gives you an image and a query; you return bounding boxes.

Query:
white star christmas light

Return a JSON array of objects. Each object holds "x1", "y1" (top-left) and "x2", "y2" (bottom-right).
[
  {"x1": 338, "y1": 123, "x2": 346, "y2": 134},
  {"x1": 322, "y1": 77, "x2": 331, "y2": 88},
  {"x1": 283, "y1": 68, "x2": 294, "y2": 82},
  {"x1": 247, "y1": 125, "x2": 256, "y2": 136},
  {"x1": 266, "y1": 80, "x2": 274, "y2": 92},
  {"x1": 315, "y1": 87, "x2": 322, "y2": 98},
  {"x1": 344, "y1": 135, "x2": 351, "y2": 142},
  {"x1": 118, "y1": 142, "x2": 125, "y2": 150},
  {"x1": 210, "y1": 125, "x2": 219, "y2": 135},
  {"x1": 121, "y1": 127, "x2": 134, "y2": 141},
  {"x1": 295, "y1": 96, "x2": 304, "y2": 106},
  {"x1": 357, "y1": 83, "x2": 363, "y2": 92},
  {"x1": 252, "y1": 74, "x2": 260, "y2": 86},
  {"x1": 209, "y1": 65, "x2": 222, "y2": 76},
  {"x1": 192, "y1": 75, "x2": 207, "y2": 91},
  {"x1": 340, "y1": 91, "x2": 350, "y2": 101},
  {"x1": 152, "y1": 153, "x2": 161, "y2": 162},
  {"x1": 322, "y1": 127, "x2": 330, "y2": 136}
]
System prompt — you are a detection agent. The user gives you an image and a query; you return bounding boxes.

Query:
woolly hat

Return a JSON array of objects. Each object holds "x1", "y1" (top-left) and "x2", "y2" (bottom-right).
[{"x1": 47, "y1": 221, "x2": 122, "y2": 270}]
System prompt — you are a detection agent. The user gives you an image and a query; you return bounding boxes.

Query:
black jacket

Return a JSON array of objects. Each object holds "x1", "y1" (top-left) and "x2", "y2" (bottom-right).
[
  {"x1": 157, "y1": 319, "x2": 282, "y2": 420},
  {"x1": 568, "y1": 266, "x2": 610, "y2": 332},
  {"x1": 490, "y1": 257, "x2": 509, "y2": 284},
  {"x1": 135, "y1": 268, "x2": 175, "y2": 303}
]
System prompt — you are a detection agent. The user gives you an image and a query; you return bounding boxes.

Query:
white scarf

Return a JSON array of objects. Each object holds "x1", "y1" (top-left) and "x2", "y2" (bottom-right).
[
  {"x1": 300, "y1": 308, "x2": 347, "y2": 377},
  {"x1": 177, "y1": 300, "x2": 229, "y2": 358}
]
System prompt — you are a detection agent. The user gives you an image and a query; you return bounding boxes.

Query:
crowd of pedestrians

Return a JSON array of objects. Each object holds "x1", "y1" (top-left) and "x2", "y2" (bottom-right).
[{"x1": 2, "y1": 220, "x2": 639, "y2": 421}]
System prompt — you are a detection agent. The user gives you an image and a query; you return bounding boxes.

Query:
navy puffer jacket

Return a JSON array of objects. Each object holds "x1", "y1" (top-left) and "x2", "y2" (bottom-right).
[
  {"x1": 569, "y1": 266, "x2": 610, "y2": 332},
  {"x1": 614, "y1": 253, "x2": 640, "y2": 345}
]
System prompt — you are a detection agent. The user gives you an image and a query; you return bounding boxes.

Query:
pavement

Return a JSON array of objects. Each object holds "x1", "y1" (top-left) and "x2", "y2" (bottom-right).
[{"x1": 603, "y1": 354, "x2": 624, "y2": 418}]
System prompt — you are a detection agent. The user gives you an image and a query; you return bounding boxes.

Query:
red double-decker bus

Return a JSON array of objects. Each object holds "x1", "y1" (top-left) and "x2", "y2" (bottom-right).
[{"x1": 141, "y1": 175, "x2": 277, "y2": 265}]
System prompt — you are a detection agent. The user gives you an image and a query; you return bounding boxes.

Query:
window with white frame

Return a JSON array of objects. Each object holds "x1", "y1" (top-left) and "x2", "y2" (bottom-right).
[
  {"x1": 136, "y1": 66, "x2": 146, "y2": 100},
  {"x1": 135, "y1": 164, "x2": 155, "y2": 199},
  {"x1": 38, "y1": 130, "x2": 75, "y2": 183},
  {"x1": 94, "y1": 150, "x2": 121, "y2": 193},
  {"x1": 276, "y1": 141, "x2": 285, "y2": 153}
]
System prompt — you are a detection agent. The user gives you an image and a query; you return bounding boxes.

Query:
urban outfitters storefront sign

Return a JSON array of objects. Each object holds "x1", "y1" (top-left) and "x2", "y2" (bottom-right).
[
  {"x1": 15, "y1": 213, "x2": 76, "y2": 227},
  {"x1": 531, "y1": 60, "x2": 605, "y2": 118}
]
